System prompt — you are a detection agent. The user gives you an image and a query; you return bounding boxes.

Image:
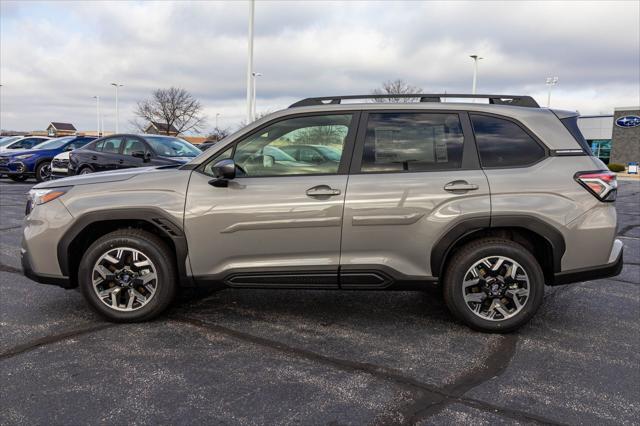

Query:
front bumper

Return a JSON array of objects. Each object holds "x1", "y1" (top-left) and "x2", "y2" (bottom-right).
[
  {"x1": 551, "y1": 239, "x2": 624, "y2": 285},
  {"x1": 21, "y1": 248, "x2": 72, "y2": 288},
  {"x1": 0, "y1": 161, "x2": 32, "y2": 176}
]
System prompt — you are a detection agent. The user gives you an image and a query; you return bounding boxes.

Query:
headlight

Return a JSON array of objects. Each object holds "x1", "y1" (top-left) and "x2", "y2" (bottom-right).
[
  {"x1": 15, "y1": 154, "x2": 34, "y2": 160},
  {"x1": 28, "y1": 187, "x2": 71, "y2": 206}
]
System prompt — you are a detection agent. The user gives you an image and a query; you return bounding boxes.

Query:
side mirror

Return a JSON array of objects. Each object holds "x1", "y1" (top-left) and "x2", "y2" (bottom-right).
[
  {"x1": 209, "y1": 159, "x2": 236, "y2": 188},
  {"x1": 213, "y1": 159, "x2": 236, "y2": 180},
  {"x1": 132, "y1": 151, "x2": 151, "y2": 162}
]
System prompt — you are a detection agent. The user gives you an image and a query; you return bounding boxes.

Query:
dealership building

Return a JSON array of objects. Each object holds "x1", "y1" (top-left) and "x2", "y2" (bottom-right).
[{"x1": 577, "y1": 106, "x2": 640, "y2": 166}]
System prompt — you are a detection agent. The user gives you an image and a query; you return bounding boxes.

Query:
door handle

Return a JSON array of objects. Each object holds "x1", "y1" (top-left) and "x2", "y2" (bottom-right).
[
  {"x1": 306, "y1": 185, "x2": 341, "y2": 197},
  {"x1": 118, "y1": 159, "x2": 124, "y2": 164},
  {"x1": 444, "y1": 181, "x2": 479, "y2": 192},
  {"x1": 91, "y1": 155, "x2": 98, "y2": 160}
]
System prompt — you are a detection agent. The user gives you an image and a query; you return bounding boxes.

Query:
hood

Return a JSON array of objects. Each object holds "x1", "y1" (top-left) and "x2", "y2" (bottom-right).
[
  {"x1": 34, "y1": 166, "x2": 163, "y2": 189},
  {"x1": 53, "y1": 151, "x2": 71, "y2": 160},
  {"x1": 1, "y1": 148, "x2": 56, "y2": 158}
]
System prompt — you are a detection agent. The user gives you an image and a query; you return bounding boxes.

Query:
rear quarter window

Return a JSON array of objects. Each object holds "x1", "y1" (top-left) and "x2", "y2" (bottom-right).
[{"x1": 470, "y1": 114, "x2": 546, "y2": 168}]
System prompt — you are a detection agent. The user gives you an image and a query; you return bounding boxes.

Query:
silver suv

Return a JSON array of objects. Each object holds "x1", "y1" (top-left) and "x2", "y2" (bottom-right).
[{"x1": 21, "y1": 94, "x2": 623, "y2": 332}]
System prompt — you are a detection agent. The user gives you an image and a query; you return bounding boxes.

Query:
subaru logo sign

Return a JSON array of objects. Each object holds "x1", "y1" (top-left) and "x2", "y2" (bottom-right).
[{"x1": 615, "y1": 115, "x2": 640, "y2": 128}]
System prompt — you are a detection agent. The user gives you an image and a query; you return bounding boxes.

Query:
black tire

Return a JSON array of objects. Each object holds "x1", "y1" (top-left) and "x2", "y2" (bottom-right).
[
  {"x1": 8, "y1": 175, "x2": 28, "y2": 182},
  {"x1": 35, "y1": 161, "x2": 52, "y2": 182},
  {"x1": 79, "y1": 166, "x2": 92, "y2": 175},
  {"x1": 442, "y1": 238, "x2": 544, "y2": 333},
  {"x1": 78, "y1": 229, "x2": 177, "y2": 322}
]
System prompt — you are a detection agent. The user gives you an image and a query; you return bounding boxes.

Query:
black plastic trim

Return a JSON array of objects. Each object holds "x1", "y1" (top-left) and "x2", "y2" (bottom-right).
[
  {"x1": 430, "y1": 215, "x2": 566, "y2": 278},
  {"x1": 57, "y1": 208, "x2": 191, "y2": 287},
  {"x1": 21, "y1": 250, "x2": 73, "y2": 289},
  {"x1": 551, "y1": 248, "x2": 623, "y2": 285},
  {"x1": 290, "y1": 94, "x2": 540, "y2": 108}
]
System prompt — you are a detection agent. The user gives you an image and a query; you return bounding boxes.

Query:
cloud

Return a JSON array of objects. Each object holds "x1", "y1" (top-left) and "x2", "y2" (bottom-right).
[{"x1": 1, "y1": 0, "x2": 638, "y2": 133}]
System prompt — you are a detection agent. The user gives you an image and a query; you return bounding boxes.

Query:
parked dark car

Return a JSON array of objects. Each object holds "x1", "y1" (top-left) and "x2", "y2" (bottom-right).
[
  {"x1": 279, "y1": 144, "x2": 342, "y2": 164},
  {"x1": 68, "y1": 134, "x2": 201, "y2": 175},
  {"x1": 0, "y1": 135, "x2": 97, "y2": 182},
  {"x1": 197, "y1": 141, "x2": 219, "y2": 151}
]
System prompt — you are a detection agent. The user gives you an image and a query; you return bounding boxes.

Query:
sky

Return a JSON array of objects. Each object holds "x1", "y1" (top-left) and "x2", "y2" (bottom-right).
[{"x1": 1, "y1": 0, "x2": 639, "y2": 134}]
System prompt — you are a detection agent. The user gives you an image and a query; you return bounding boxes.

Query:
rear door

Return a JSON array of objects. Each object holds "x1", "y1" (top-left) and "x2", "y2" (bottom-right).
[
  {"x1": 184, "y1": 112, "x2": 359, "y2": 287},
  {"x1": 340, "y1": 110, "x2": 491, "y2": 286},
  {"x1": 95, "y1": 136, "x2": 123, "y2": 172}
]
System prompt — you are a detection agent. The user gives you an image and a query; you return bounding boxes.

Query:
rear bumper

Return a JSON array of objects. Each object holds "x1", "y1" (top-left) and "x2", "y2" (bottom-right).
[{"x1": 551, "y1": 240, "x2": 624, "y2": 285}]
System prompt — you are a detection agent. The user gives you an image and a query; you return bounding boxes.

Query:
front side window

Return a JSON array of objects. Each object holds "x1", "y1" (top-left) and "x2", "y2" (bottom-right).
[
  {"x1": 361, "y1": 113, "x2": 464, "y2": 173},
  {"x1": 122, "y1": 138, "x2": 148, "y2": 156},
  {"x1": 232, "y1": 114, "x2": 352, "y2": 177},
  {"x1": 471, "y1": 114, "x2": 545, "y2": 168}
]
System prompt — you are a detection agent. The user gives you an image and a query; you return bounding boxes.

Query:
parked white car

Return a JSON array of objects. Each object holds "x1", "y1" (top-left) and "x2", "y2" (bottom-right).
[
  {"x1": 0, "y1": 136, "x2": 51, "y2": 153},
  {"x1": 51, "y1": 150, "x2": 71, "y2": 178}
]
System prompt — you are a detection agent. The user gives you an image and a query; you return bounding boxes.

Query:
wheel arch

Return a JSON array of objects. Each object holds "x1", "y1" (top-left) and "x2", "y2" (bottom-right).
[
  {"x1": 431, "y1": 215, "x2": 565, "y2": 283},
  {"x1": 58, "y1": 208, "x2": 191, "y2": 288}
]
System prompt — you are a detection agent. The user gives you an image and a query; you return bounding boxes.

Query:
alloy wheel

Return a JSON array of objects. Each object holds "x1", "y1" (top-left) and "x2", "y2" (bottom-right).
[
  {"x1": 40, "y1": 163, "x2": 52, "y2": 181},
  {"x1": 462, "y1": 256, "x2": 530, "y2": 321},
  {"x1": 92, "y1": 247, "x2": 158, "y2": 312}
]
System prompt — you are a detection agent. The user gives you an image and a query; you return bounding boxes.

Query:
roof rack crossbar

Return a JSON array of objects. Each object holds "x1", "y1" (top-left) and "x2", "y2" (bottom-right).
[{"x1": 289, "y1": 94, "x2": 540, "y2": 108}]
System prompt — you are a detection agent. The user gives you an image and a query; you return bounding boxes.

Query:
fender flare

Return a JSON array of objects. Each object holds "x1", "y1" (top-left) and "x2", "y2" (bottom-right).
[
  {"x1": 57, "y1": 208, "x2": 191, "y2": 286},
  {"x1": 430, "y1": 215, "x2": 565, "y2": 277}
]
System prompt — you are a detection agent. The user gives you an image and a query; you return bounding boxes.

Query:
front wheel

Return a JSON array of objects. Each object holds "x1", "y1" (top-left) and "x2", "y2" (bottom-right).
[
  {"x1": 36, "y1": 161, "x2": 52, "y2": 182},
  {"x1": 8, "y1": 175, "x2": 28, "y2": 182},
  {"x1": 443, "y1": 238, "x2": 544, "y2": 333},
  {"x1": 78, "y1": 229, "x2": 177, "y2": 322},
  {"x1": 79, "y1": 167, "x2": 93, "y2": 175}
]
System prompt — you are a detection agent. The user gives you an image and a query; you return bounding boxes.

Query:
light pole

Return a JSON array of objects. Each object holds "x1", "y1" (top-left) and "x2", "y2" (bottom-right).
[
  {"x1": 545, "y1": 76, "x2": 559, "y2": 107},
  {"x1": 246, "y1": 0, "x2": 255, "y2": 122},
  {"x1": 110, "y1": 83, "x2": 123, "y2": 133},
  {"x1": 252, "y1": 72, "x2": 262, "y2": 121},
  {"x1": 215, "y1": 113, "x2": 221, "y2": 129},
  {"x1": 469, "y1": 55, "x2": 483, "y2": 95},
  {"x1": 93, "y1": 96, "x2": 101, "y2": 136}
]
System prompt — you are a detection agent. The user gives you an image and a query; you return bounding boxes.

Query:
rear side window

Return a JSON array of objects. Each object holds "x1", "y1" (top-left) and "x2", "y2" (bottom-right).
[
  {"x1": 470, "y1": 114, "x2": 545, "y2": 168},
  {"x1": 560, "y1": 116, "x2": 593, "y2": 155},
  {"x1": 361, "y1": 112, "x2": 464, "y2": 172}
]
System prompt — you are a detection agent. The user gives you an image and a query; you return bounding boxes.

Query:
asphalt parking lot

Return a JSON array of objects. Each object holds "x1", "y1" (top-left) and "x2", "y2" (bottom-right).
[{"x1": 1, "y1": 179, "x2": 638, "y2": 425}]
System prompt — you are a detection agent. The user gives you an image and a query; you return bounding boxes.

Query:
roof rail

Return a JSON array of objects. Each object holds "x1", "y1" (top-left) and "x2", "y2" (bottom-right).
[{"x1": 289, "y1": 94, "x2": 540, "y2": 108}]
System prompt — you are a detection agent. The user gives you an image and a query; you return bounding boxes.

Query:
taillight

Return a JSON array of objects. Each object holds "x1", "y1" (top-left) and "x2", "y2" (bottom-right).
[{"x1": 575, "y1": 170, "x2": 617, "y2": 202}]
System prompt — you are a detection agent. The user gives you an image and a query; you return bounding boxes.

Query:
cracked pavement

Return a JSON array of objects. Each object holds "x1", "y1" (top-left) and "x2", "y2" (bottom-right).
[{"x1": 1, "y1": 179, "x2": 639, "y2": 425}]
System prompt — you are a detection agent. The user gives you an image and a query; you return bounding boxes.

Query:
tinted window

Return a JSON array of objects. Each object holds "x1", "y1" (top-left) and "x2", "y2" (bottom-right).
[
  {"x1": 232, "y1": 114, "x2": 351, "y2": 177},
  {"x1": 101, "y1": 137, "x2": 122, "y2": 154},
  {"x1": 471, "y1": 114, "x2": 545, "y2": 167},
  {"x1": 67, "y1": 138, "x2": 95, "y2": 150},
  {"x1": 361, "y1": 113, "x2": 464, "y2": 172},
  {"x1": 34, "y1": 137, "x2": 75, "y2": 150},
  {"x1": 122, "y1": 138, "x2": 148, "y2": 156}
]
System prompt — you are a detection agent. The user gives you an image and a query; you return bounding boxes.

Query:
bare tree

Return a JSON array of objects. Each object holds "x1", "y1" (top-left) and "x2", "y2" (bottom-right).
[
  {"x1": 207, "y1": 126, "x2": 231, "y2": 142},
  {"x1": 371, "y1": 79, "x2": 423, "y2": 103},
  {"x1": 133, "y1": 87, "x2": 206, "y2": 134}
]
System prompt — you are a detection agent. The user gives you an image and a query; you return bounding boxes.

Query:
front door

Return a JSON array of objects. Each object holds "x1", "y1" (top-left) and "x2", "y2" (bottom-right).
[
  {"x1": 184, "y1": 112, "x2": 358, "y2": 288},
  {"x1": 340, "y1": 110, "x2": 491, "y2": 287},
  {"x1": 95, "y1": 136, "x2": 123, "y2": 172},
  {"x1": 120, "y1": 136, "x2": 149, "y2": 169}
]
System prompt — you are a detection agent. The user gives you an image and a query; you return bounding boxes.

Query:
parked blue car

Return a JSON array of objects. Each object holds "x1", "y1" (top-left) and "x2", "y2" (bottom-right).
[{"x1": 0, "y1": 135, "x2": 97, "y2": 182}]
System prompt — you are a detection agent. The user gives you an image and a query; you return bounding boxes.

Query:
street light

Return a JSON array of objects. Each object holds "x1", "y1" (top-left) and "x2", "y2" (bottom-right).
[
  {"x1": 545, "y1": 76, "x2": 559, "y2": 107},
  {"x1": 246, "y1": 0, "x2": 255, "y2": 122},
  {"x1": 110, "y1": 83, "x2": 124, "y2": 133},
  {"x1": 469, "y1": 55, "x2": 483, "y2": 95},
  {"x1": 215, "y1": 113, "x2": 221, "y2": 129},
  {"x1": 92, "y1": 96, "x2": 101, "y2": 136},
  {"x1": 252, "y1": 72, "x2": 262, "y2": 121}
]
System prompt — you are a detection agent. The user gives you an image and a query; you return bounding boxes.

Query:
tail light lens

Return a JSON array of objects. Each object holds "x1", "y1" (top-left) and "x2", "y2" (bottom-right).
[{"x1": 575, "y1": 170, "x2": 617, "y2": 202}]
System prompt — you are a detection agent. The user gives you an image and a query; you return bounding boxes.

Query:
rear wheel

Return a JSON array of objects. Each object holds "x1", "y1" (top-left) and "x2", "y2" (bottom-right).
[
  {"x1": 35, "y1": 161, "x2": 52, "y2": 182},
  {"x1": 8, "y1": 175, "x2": 28, "y2": 182},
  {"x1": 443, "y1": 238, "x2": 544, "y2": 333},
  {"x1": 78, "y1": 229, "x2": 177, "y2": 322}
]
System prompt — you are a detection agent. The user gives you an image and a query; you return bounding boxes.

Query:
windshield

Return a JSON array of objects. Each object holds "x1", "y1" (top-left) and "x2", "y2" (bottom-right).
[
  {"x1": 0, "y1": 136, "x2": 22, "y2": 147},
  {"x1": 34, "y1": 136, "x2": 75, "y2": 150},
  {"x1": 143, "y1": 136, "x2": 200, "y2": 157}
]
